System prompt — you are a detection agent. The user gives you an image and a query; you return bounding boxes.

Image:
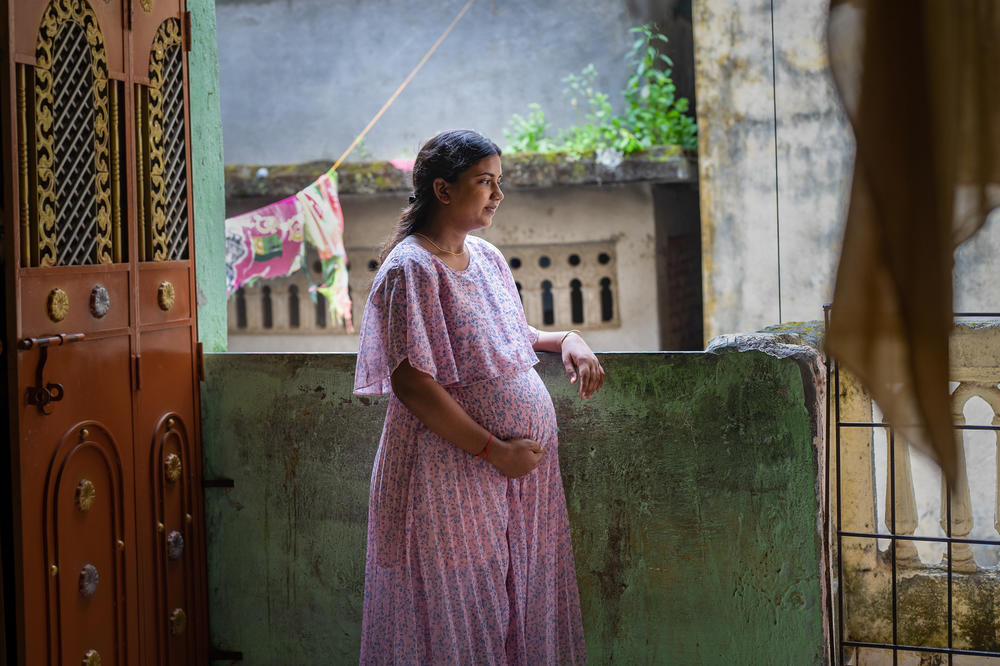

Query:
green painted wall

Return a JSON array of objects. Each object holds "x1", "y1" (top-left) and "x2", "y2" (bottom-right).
[
  {"x1": 201, "y1": 351, "x2": 826, "y2": 664},
  {"x1": 188, "y1": 0, "x2": 227, "y2": 351}
]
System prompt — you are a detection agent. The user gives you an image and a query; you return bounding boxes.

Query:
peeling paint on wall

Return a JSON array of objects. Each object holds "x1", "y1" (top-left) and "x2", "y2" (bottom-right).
[
  {"x1": 189, "y1": 0, "x2": 227, "y2": 351},
  {"x1": 693, "y1": 0, "x2": 854, "y2": 340}
]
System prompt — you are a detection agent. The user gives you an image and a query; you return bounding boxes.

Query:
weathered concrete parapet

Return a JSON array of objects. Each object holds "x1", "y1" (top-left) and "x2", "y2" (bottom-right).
[
  {"x1": 707, "y1": 328, "x2": 821, "y2": 362},
  {"x1": 224, "y1": 147, "x2": 697, "y2": 199},
  {"x1": 710, "y1": 321, "x2": 1000, "y2": 656},
  {"x1": 707, "y1": 320, "x2": 826, "y2": 358},
  {"x1": 225, "y1": 145, "x2": 701, "y2": 353},
  {"x1": 708, "y1": 324, "x2": 827, "y2": 436},
  {"x1": 201, "y1": 350, "x2": 827, "y2": 663}
]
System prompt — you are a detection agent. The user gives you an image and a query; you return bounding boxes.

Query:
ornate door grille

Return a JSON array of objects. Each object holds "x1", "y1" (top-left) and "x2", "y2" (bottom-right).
[
  {"x1": 22, "y1": 0, "x2": 118, "y2": 267},
  {"x1": 137, "y1": 18, "x2": 188, "y2": 262}
]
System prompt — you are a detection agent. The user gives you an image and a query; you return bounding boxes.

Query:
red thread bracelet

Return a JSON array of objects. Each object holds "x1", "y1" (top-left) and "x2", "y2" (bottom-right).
[{"x1": 475, "y1": 433, "x2": 492, "y2": 460}]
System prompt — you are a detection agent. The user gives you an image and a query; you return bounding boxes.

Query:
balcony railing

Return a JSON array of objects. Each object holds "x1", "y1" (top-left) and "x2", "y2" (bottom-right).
[{"x1": 832, "y1": 322, "x2": 1000, "y2": 662}]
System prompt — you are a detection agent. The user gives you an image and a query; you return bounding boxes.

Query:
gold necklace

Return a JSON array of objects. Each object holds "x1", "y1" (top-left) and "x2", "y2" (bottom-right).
[{"x1": 414, "y1": 232, "x2": 466, "y2": 256}]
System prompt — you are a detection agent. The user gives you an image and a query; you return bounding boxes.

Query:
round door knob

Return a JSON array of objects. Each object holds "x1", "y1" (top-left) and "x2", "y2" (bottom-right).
[
  {"x1": 79, "y1": 563, "x2": 99, "y2": 598},
  {"x1": 117, "y1": 539, "x2": 125, "y2": 551},
  {"x1": 156, "y1": 522, "x2": 165, "y2": 533},
  {"x1": 47, "y1": 287, "x2": 69, "y2": 322},
  {"x1": 166, "y1": 531, "x2": 184, "y2": 560},
  {"x1": 157, "y1": 281, "x2": 175, "y2": 311},
  {"x1": 165, "y1": 453, "x2": 182, "y2": 483},
  {"x1": 89, "y1": 284, "x2": 110, "y2": 318},
  {"x1": 49, "y1": 564, "x2": 58, "y2": 577},
  {"x1": 75, "y1": 479, "x2": 96, "y2": 512},
  {"x1": 170, "y1": 607, "x2": 187, "y2": 636}
]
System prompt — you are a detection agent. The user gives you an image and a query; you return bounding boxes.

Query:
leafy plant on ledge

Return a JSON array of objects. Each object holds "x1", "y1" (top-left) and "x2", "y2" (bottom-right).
[{"x1": 503, "y1": 24, "x2": 697, "y2": 158}]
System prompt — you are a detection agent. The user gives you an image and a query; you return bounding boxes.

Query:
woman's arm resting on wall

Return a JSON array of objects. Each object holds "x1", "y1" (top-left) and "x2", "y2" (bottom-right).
[
  {"x1": 390, "y1": 359, "x2": 544, "y2": 478},
  {"x1": 532, "y1": 330, "x2": 606, "y2": 399}
]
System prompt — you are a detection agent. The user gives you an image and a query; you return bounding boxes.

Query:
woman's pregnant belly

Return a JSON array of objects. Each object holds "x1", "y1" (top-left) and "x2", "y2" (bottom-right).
[
  {"x1": 369, "y1": 367, "x2": 558, "y2": 567},
  {"x1": 447, "y1": 367, "x2": 557, "y2": 447}
]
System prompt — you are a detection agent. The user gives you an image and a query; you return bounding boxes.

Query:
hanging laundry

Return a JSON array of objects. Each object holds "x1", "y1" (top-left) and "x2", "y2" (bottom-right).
[
  {"x1": 296, "y1": 168, "x2": 353, "y2": 332},
  {"x1": 225, "y1": 166, "x2": 354, "y2": 331},
  {"x1": 313, "y1": 254, "x2": 352, "y2": 332},
  {"x1": 225, "y1": 195, "x2": 305, "y2": 296}
]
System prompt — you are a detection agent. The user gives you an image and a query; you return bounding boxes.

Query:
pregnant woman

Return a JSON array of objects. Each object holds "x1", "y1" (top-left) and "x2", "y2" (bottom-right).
[{"x1": 353, "y1": 129, "x2": 604, "y2": 664}]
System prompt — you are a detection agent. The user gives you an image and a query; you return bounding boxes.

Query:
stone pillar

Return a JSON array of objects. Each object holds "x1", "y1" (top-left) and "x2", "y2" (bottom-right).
[{"x1": 693, "y1": 0, "x2": 853, "y2": 340}]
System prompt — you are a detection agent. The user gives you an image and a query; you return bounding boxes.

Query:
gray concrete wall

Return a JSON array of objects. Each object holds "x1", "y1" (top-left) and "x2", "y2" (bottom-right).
[
  {"x1": 214, "y1": 0, "x2": 696, "y2": 164},
  {"x1": 201, "y1": 348, "x2": 827, "y2": 664},
  {"x1": 693, "y1": 0, "x2": 851, "y2": 338},
  {"x1": 693, "y1": 0, "x2": 1000, "y2": 341},
  {"x1": 954, "y1": 212, "x2": 1000, "y2": 314}
]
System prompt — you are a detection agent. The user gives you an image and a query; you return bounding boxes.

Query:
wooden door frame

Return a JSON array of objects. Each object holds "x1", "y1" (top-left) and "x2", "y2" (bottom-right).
[{"x1": 1, "y1": 0, "x2": 27, "y2": 660}]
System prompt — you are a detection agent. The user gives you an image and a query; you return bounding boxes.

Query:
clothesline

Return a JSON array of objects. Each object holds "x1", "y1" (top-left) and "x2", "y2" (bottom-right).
[{"x1": 223, "y1": 0, "x2": 479, "y2": 332}]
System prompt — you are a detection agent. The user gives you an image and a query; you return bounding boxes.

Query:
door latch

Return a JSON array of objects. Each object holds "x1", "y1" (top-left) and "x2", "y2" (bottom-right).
[{"x1": 19, "y1": 333, "x2": 85, "y2": 415}]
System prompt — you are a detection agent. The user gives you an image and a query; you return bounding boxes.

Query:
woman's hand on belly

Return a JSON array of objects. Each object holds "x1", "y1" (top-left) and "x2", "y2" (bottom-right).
[
  {"x1": 490, "y1": 438, "x2": 545, "y2": 478},
  {"x1": 390, "y1": 358, "x2": 498, "y2": 456}
]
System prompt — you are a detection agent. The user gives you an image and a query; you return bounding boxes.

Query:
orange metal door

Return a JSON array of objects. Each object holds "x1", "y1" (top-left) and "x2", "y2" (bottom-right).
[{"x1": 1, "y1": 0, "x2": 207, "y2": 663}]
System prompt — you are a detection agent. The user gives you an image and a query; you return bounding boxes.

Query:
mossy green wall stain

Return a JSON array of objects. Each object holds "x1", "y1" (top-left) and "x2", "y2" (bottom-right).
[
  {"x1": 188, "y1": 0, "x2": 227, "y2": 351},
  {"x1": 202, "y1": 354, "x2": 382, "y2": 661},
  {"x1": 845, "y1": 567, "x2": 1000, "y2": 651},
  {"x1": 538, "y1": 351, "x2": 823, "y2": 664},
  {"x1": 202, "y1": 351, "x2": 824, "y2": 664}
]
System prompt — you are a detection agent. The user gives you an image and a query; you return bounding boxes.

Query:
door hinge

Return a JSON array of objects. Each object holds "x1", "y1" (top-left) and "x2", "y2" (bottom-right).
[
  {"x1": 133, "y1": 354, "x2": 142, "y2": 391},
  {"x1": 196, "y1": 341, "x2": 205, "y2": 382},
  {"x1": 184, "y1": 11, "x2": 192, "y2": 51}
]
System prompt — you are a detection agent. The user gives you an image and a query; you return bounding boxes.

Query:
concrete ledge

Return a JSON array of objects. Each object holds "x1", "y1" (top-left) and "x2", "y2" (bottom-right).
[
  {"x1": 201, "y1": 350, "x2": 825, "y2": 664},
  {"x1": 224, "y1": 146, "x2": 697, "y2": 199}
]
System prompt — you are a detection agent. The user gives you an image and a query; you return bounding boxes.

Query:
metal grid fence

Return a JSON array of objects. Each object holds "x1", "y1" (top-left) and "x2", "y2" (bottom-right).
[{"x1": 825, "y1": 307, "x2": 1000, "y2": 665}]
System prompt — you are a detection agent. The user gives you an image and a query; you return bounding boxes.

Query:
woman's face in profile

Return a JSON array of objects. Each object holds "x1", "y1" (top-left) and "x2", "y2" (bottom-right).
[{"x1": 440, "y1": 154, "x2": 504, "y2": 231}]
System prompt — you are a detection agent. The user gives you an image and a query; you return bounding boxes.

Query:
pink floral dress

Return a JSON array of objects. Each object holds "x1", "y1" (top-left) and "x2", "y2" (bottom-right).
[{"x1": 354, "y1": 234, "x2": 586, "y2": 664}]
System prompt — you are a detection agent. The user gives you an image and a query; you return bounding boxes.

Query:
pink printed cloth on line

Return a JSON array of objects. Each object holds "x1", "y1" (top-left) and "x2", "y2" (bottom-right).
[
  {"x1": 224, "y1": 195, "x2": 305, "y2": 296},
  {"x1": 224, "y1": 168, "x2": 353, "y2": 328},
  {"x1": 354, "y1": 234, "x2": 586, "y2": 664}
]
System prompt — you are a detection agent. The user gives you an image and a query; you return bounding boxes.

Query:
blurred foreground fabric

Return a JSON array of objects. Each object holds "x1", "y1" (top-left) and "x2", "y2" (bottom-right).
[{"x1": 826, "y1": 0, "x2": 1000, "y2": 481}]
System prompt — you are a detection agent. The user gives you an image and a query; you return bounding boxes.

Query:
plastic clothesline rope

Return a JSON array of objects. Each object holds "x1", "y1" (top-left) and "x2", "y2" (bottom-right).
[{"x1": 330, "y1": 0, "x2": 478, "y2": 172}]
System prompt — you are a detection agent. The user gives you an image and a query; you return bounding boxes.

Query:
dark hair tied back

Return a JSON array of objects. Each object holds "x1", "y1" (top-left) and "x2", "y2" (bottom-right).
[{"x1": 379, "y1": 129, "x2": 501, "y2": 263}]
